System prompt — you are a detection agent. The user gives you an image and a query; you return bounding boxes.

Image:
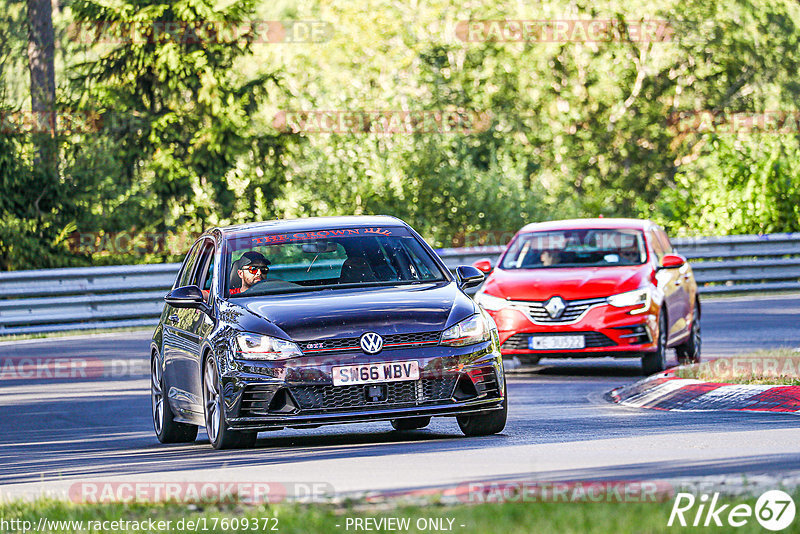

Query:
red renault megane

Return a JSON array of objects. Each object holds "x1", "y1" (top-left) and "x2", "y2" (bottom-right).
[{"x1": 472, "y1": 219, "x2": 700, "y2": 374}]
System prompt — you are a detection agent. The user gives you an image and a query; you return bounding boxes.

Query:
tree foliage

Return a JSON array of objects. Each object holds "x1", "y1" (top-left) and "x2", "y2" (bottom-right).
[{"x1": 1, "y1": 0, "x2": 799, "y2": 268}]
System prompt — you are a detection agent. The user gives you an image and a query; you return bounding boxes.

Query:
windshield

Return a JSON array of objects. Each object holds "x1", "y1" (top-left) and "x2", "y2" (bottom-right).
[
  {"x1": 500, "y1": 228, "x2": 647, "y2": 269},
  {"x1": 224, "y1": 226, "x2": 447, "y2": 297}
]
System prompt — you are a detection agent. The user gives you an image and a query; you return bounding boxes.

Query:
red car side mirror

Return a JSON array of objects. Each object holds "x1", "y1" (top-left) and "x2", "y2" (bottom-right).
[
  {"x1": 658, "y1": 253, "x2": 686, "y2": 270},
  {"x1": 472, "y1": 259, "x2": 493, "y2": 274}
]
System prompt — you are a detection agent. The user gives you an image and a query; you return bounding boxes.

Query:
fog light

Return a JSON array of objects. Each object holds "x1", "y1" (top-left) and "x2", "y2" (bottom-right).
[{"x1": 615, "y1": 324, "x2": 651, "y2": 344}]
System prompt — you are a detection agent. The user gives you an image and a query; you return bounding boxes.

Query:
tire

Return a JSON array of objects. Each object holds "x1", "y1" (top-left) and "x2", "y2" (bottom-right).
[
  {"x1": 676, "y1": 313, "x2": 701, "y2": 365},
  {"x1": 642, "y1": 313, "x2": 668, "y2": 376},
  {"x1": 151, "y1": 355, "x2": 198, "y2": 444},
  {"x1": 391, "y1": 416, "x2": 431, "y2": 431},
  {"x1": 457, "y1": 383, "x2": 507, "y2": 437},
  {"x1": 203, "y1": 354, "x2": 257, "y2": 450}
]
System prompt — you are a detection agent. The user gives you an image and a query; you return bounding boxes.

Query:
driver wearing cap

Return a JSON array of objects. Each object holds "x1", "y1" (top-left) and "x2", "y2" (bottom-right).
[{"x1": 231, "y1": 251, "x2": 271, "y2": 295}]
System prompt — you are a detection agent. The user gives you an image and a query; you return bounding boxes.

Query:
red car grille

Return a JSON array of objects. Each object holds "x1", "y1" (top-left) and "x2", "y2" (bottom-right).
[{"x1": 513, "y1": 297, "x2": 607, "y2": 323}]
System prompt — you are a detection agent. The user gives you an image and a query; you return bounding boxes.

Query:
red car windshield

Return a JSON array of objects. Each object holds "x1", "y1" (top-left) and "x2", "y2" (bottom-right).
[{"x1": 500, "y1": 229, "x2": 647, "y2": 269}]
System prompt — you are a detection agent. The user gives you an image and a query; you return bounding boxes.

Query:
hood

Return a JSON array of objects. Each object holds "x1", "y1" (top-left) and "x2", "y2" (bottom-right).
[
  {"x1": 482, "y1": 265, "x2": 649, "y2": 301},
  {"x1": 233, "y1": 282, "x2": 475, "y2": 342}
]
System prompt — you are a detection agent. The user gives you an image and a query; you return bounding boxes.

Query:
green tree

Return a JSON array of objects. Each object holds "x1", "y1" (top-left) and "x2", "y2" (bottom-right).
[
  {"x1": 67, "y1": 0, "x2": 293, "y2": 256},
  {"x1": 654, "y1": 135, "x2": 800, "y2": 235}
]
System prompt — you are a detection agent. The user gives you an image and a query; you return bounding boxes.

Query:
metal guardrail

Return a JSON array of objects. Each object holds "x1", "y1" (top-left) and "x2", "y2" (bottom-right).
[
  {"x1": 1, "y1": 233, "x2": 799, "y2": 335},
  {"x1": 0, "y1": 264, "x2": 181, "y2": 335}
]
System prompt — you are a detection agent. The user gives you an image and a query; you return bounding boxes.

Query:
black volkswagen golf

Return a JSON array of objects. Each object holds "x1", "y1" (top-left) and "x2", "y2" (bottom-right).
[{"x1": 151, "y1": 216, "x2": 507, "y2": 449}]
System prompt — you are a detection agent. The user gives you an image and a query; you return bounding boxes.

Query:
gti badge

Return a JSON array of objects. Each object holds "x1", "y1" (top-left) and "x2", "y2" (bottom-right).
[
  {"x1": 544, "y1": 296, "x2": 567, "y2": 319},
  {"x1": 360, "y1": 332, "x2": 384, "y2": 354}
]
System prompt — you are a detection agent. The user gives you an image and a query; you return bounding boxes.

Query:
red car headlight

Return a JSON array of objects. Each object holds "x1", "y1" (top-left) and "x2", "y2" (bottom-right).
[{"x1": 606, "y1": 288, "x2": 651, "y2": 315}]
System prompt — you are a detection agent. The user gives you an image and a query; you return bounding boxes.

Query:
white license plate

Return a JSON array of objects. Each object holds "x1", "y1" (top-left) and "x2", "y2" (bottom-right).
[
  {"x1": 529, "y1": 335, "x2": 585, "y2": 350},
  {"x1": 332, "y1": 361, "x2": 420, "y2": 386}
]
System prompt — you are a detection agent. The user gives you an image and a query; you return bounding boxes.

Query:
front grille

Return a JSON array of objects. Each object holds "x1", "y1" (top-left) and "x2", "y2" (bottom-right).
[
  {"x1": 240, "y1": 384, "x2": 276, "y2": 416},
  {"x1": 290, "y1": 376, "x2": 458, "y2": 412},
  {"x1": 472, "y1": 367, "x2": 501, "y2": 398},
  {"x1": 513, "y1": 297, "x2": 607, "y2": 323},
  {"x1": 383, "y1": 332, "x2": 440, "y2": 347},
  {"x1": 299, "y1": 331, "x2": 440, "y2": 354},
  {"x1": 502, "y1": 332, "x2": 616, "y2": 351}
]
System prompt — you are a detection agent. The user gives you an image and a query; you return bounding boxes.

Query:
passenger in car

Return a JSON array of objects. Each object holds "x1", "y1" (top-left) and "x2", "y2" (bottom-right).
[
  {"x1": 540, "y1": 249, "x2": 562, "y2": 266},
  {"x1": 619, "y1": 246, "x2": 641, "y2": 264}
]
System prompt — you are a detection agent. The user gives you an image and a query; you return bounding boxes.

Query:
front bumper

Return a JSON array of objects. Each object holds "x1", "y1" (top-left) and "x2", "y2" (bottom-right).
[
  {"x1": 219, "y1": 340, "x2": 505, "y2": 431},
  {"x1": 228, "y1": 398, "x2": 504, "y2": 430},
  {"x1": 487, "y1": 303, "x2": 660, "y2": 359}
]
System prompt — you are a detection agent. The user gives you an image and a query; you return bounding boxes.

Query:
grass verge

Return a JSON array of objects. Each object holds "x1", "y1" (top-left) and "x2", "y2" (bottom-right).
[
  {"x1": 675, "y1": 348, "x2": 800, "y2": 385},
  {"x1": 1, "y1": 492, "x2": 799, "y2": 534}
]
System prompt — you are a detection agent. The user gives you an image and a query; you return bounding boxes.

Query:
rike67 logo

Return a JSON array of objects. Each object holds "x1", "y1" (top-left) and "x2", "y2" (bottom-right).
[{"x1": 668, "y1": 490, "x2": 796, "y2": 531}]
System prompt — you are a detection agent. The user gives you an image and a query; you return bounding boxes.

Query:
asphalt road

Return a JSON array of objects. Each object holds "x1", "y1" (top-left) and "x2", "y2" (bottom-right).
[{"x1": 0, "y1": 295, "x2": 798, "y2": 502}]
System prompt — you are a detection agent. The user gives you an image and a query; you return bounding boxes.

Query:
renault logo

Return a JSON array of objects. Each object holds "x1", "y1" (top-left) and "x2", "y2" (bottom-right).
[
  {"x1": 360, "y1": 332, "x2": 384, "y2": 354},
  {"x1": 544, "y1": 296, "x2": 567, "y2": 319}
]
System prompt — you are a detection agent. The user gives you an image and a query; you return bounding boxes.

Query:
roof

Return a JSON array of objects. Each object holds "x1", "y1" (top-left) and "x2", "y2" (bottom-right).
[
  {"x1": 518, "y1": 218, "x2": 657, "y2": 233},
  {"x1": 210, "y1": 215, "x2": 407, "y2": 237}
]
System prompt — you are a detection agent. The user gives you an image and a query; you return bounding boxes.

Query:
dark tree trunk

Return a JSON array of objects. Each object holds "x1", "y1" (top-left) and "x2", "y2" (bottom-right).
[{"x1": 26, "y1": 0, "x2": 58, "y2": 192}]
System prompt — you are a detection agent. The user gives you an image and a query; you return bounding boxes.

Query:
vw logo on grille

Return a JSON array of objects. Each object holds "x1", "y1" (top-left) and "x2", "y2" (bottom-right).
[
  {"x1": 544, "y1": 296, "x2": 567, "y2": 319},
  {"x1": 360, "y1": 332, "x2": 384, "y2": 354}
]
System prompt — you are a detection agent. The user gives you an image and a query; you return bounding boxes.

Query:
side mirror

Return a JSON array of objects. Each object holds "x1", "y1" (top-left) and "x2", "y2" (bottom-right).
[
  {"x1": 472, "y1": 259, "x2": 493, "y2": 274},
  {"x1": 165, "y1": 285, "x2": 208, "y2": 311},
  {"x1": 658, "y1": 253, "x2": 686, "y2": 270},
  {"x1": 456, "y1": 265, "x2": 485, "y2": 290}
]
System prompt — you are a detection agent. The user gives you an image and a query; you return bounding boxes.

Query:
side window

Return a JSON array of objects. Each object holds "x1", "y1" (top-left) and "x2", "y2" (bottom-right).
[
  {"x1": 191, "y1": 242, "x2": 215, "y2": 289},
  {"x1": 658, "y1": 228, "x2": 674, "y2": 254},
  {"x1": 203, "y1": 256, "x2": 214, "y2": 291},
  {"x1": 648, "y1": 230, "x2": 666, "y2": 261},
  {"x1": 176, "y1": 242, "x2": 201, "y2": 288}
]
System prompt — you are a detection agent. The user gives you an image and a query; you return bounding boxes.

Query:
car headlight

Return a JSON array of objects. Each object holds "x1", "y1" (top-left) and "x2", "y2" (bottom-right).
[
  {"x1": 607, "y1": 288, "x2": 651, "y2": 314},
  {"x1": 440, "y1": 314, "x2": 491, "y2": 347},
  {"x1": 480, "y1": 307, "x2": 499, "y2": 333},
  {"x1": 474, "y1": 291, "x2": 511, "y2": 311},
  {"x1": 235, "y1": 333, "x2": 304, "y2": 360}
]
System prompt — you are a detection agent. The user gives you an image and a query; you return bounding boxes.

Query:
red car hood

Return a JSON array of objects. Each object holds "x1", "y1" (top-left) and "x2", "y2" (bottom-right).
[{"x1": 482, "y1": 265, "x2": 649, "y2": 301}]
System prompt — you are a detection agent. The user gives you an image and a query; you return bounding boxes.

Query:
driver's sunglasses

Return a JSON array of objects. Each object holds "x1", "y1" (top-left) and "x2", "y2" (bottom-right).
[{"x1": 243, "y1": 266, "x2": 269, "y2": 275}]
